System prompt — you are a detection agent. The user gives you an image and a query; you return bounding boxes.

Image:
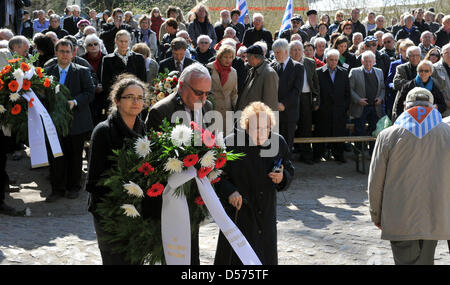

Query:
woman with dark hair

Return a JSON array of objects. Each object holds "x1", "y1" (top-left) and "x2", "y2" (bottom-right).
[
  {"x1": 33, "y1": 34, "x2": 55, "y2": 67},
  {"x1": 85, "y1": 73, "x2": 148, "y2": 265},
  {"x1": 99, "y1": 10, "x2": 111, "y2": 30},
  {"x1": 187, "y1": 4, "x2": 217, "y2": 48},
  {"x1": 340, "y1": 20, "x2": 353, "y2": 44},
  {"x1": 332, "y1": 35, "x2": 357, "y2": 70},
  {"x1": 150, "y1": 7, "x2": 164, "y2": 42},
  {"x1": 310, "y1": 22, "x2": 330, "y2": 46},
  {"x1": 424, "y1": 47, "x2": 441, "y2": 64}
]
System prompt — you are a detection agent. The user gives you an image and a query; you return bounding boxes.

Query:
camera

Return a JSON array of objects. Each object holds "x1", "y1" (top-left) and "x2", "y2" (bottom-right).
[{"x1": 272, "y1": 158, "x2": 282, "y2": 173}]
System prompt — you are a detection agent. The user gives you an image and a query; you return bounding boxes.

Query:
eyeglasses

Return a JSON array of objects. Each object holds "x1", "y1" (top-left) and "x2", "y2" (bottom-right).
[
  {"x1": 199, "y1": 41, "x2": 209, "y2": 44},
  {"x1": 418, "y1": 69, "x2": 431, "y2": 73},
  {"x1": 87, "y1": 42, "x2": 99, "y2": 47},
  {"x1": 120, "y1": 94, "x2": 145, "y2": 102},
  {"x1": 184, "y1": 82, "x2": 211, "y2": 97},
  {"x1": 429, "y1": 53, "x2": 440, "y2": 57}
]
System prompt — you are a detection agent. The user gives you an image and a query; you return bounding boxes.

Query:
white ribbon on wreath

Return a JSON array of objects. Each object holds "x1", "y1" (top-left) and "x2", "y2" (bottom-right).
[{"x1": 161, "y1": 166, "x2": 262, "y2": 265}]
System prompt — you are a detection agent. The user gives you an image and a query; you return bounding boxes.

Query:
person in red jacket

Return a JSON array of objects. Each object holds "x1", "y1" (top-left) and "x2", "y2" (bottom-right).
[
  {"x1": 304, "y1": 42, "x2": 325, "y2": 67},
  {"x1": 150, "y1": 7, "x2": 164, "y2": 43}
]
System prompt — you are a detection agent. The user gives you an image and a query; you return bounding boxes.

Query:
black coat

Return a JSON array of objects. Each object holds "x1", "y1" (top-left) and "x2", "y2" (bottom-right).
[
  {"x1": 44, "y1": 56, "x2": 98, "y2": 86},
  {"x1": 395, "y1": 79, "x2": 447, "y2": 120},
  {"x1": 41, "y1": 27, "x2": 69, "y2": 39},
  {"x1": 158, "y1": 56, "x2": 196, "y2": 74},
  {"x1": 195, "y1": 47, "x2": 216, "y2": 65},
  {"x1": 339, "y1": 51, "x2": 357, "y2": 71},
  {"x1": 45, "y1": 62, "x2": 95, "y2": 135},
  {"x1": 214, "y1": 131, "x2": 294, "y2": 265},
  {"x1": 242, "y1": 28, "x2": 273, "y2": 56},
  {"x1": 315, "y1": 65, "x2": 351, "y2": 137},
  {"x1": 414, "y1": 20, "x2": 430, "y2": 33},
  {"x1": 63, "y1": 16, "x2": 84, "y2": 36},
  {"x1": 367, "y1": 27, "x2": 389, "y2": 36},
  {"x1": 435, "y1": 26, "x2": 450, "y2": 48},
  {"x1": 101, "y1": 51, "x2": 147, "y2": 95},
  {"x1": 85, "y1": 110, "x2": 145, "y2": 213},
  {"x1": 279, "y1": 28, "x2": 309, "y2": 43},
  {"x1": 99, "y1": 23, "x2": 134, "y2": 54},
  {"x1": 214, "y1": 22, "x2": 231, "y2": 43},
  {"x1": 270, "y1": 58, "x2": 304, "y2": 123},
  {"x1": 395, "y1": 27, "x2": 421, "y2": 45}
]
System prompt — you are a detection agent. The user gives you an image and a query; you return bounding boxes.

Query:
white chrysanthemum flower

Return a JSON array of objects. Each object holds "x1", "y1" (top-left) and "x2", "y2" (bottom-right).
[
  {"x1": 13, "y1": 68, "x2": 24, "y2": 81},
  {"x1": 170, "y1": 124, "x2": 193, "y2": 147},
  {"x1": 164, "y1": 157, "x2": 183, "y2": 174},
  {"x1": 200, "y1": 150, "x2": 216, "y2": 168},
  {"x1": 55, "y1": 84, "x2": 60, "y2": 94},
  {"x1": 134, "y1": 137, "x2": 151, "y2": 158},
  {"x1": 0, "y1": 105, "x2": 6, "y2": 114},
  {"x1": 120, "y1": 204, "x2": 140, "y2": 218},
  {"x1": 9, "y1": 93, "x2": 20, "y2": 102},
  {"x1": 164, "y1": 81, "x2": 171, "y2": 89},
  {"x1": 167, "y1": 88, "x2": 172, "y2": 94},
  {"x1": 208, "y1": 169, "x2": 223, "y2": 181},
  {"x1": 215, "y1": 132, "x2": 226, "y2": 149},
  {"x1": 123, "y1": 181, "x2": 144, "y2": 198}
]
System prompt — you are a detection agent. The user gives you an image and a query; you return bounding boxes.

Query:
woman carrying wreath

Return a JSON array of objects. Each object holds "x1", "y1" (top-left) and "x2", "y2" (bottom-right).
[
  {"x1": 85, "y1": 74, "x2": 147, "y2": 265},
  {"x1": 214, "y1": 102, "x2": 295, "y2": 265}
]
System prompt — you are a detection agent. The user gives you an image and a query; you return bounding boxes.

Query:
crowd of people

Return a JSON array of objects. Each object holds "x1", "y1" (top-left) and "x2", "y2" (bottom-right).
[{"x1": 0, "y1": 3, "x2": 450, "y2": 265}]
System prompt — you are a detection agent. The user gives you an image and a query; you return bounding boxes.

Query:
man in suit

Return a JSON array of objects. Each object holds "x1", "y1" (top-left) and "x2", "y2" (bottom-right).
[
  {"x1": 145, "y1": 63, "x2": 214, "y2": 265},
  {"x1": 44, "y1": 39, "x2": 95, "y2": 202},
  {"x1": 63, "y1": 4, "x2": 84, "y2": 36},
  {"x1": 270, "y1": 39, "x2": 303, "y2": 152},
  {"x1": 349, "y1": 51, "x2": 385, "y2": 153},
  {"x1": 355, "y1": 36, "x2": 391, "y2": 80},
  {"x1": 236, "y1": 45, "x2": 278, "y2": 112},
  {"x1": 159, "y1": 37, "x2": 196, "y2": 74},
  {"x1": 313, "y1": 49, "x2": 351, "y2": 163},
  {"x1": 289, "y1": 40, "x2": 320, "y2": 164}
]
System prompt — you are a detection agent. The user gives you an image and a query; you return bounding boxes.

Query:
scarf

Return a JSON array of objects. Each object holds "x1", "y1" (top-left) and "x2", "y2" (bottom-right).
[
  {"x1": 141, "y1": 29, "x2": 150, "y2": 45},
  {"x1": 214, "y1": 59, "x2": 231, "y2": 86},
  {"x1": 415, "y1": 75, "x2": 433, "y2": 92},
  {"x1": 114, "y1": 49, "x2": 132, "y2": 66},
  {"x1": 394, "y1": 106, "x2": 442, "y2": 139},
  {"x1": 88, "y1": 51, "x2": 102, "y2": 72},
  {"x1": 404, "y1": 26, "x2": 414, "y2": 34}
]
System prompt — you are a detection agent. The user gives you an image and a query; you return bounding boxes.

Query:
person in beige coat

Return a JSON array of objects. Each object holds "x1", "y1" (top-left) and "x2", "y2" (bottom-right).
[
  {"x1": 206, "y1": 45, "x2": 238, "y2": 136},
  {"x1": 368, "y1": 87, "x2": 450, "y2": 265},
  {"x1": 235, "y1": 45, "x2": 279, "y2": 112}
]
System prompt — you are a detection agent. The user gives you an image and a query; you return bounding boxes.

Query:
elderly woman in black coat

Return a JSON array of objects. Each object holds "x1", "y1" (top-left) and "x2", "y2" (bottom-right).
[
  {"x1": 214, "y1": 102, "x2": 295, "y2": 265},
  {"x1": 85, "y1": 74, "x2": 147, "y2": 265}
]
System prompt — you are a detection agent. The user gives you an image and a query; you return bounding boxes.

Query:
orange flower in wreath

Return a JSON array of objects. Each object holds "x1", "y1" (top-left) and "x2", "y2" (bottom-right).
[
  {"x1": 36, "y1": 67, "x2": 43, "y2": 78},
  {"x1": 0, "y1": 79, "x2": 4, "y2": 91},
  {"x1": 43, "y1": 78, "x2": 51, "y2": 88},
  {"x1": 8, "y1": 58, "x2": 21, "y2": 64},
  {"x1": 1, "y1": 65, "x2": 11, "y2": 75},
  {"x1": 20, "y1": 62, "x2": 30, "y2": 72},
  {"x1": 8, "y1": 80, "x2": 19, "y2": 92},
  {"x1": 28, "y1": 98, "x2": 35, "y2": 108},
  {"x1": 22, "y1": 79, "x2": 31, "y2": 91},
  {"x1": 11, "y1": 104, "x2": 22, "y2": 115}
]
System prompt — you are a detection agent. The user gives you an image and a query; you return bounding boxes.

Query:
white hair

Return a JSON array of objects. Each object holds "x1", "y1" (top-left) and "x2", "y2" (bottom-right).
[
  {"x1": 237, "y1": 46, "x2": 246, "y2": 56},
  {"x1": 221, "y1": 38, "x2": 237, "y2": 49},
  {"x1": 375, "y1": 15, "x2": 385, "y2": 22},
  {"x1": 382, "y1": 33, "x2": 394, "y2": 41},
  {"x1": 442, "y1": 43, "x2": 450, "y2": 53},
  {"x1": 179, "y1": 63, "x2": 211, "y2": 84},
  {"x1": 196, "y1": 34, "x2": 212, "y2": 45},
  {"x1": 326, "y1": 49, "x2": 340, "y2": 59},
  {"x1": 352, "y1": 32, "x2": 363, "y2": 41},
  {"x1": 404, "y1": 14, "x2": 415, "y2": 23},
  {"x1": 314, "y1": 37, "x2": 326, "y2": 47},
  {"x1": 406, "y1": 46, "x2": 420, "y2": 57},
  {"x1": 357, "y1": 42, "x2": 365, "y2": 55},
  {"x1": 71, "y1": 5, "x2": 80, "y2": 12},
  {"x1": 417, "y1": 60, "x2": 434, "y2": 73},
  {"x1": 272, "y1": 38, "x2": 289, "y2": 52},
  {"x1": 420, "y1": 31, "x2": 433, "y2": 39},
  {"x1": 443, "y1": 15, "x2": 450, "y2": 23},
  {"x1": 361, "y1": 50, "x2": 376, "y2": 62},
  {"x1": 0, "y1": 40, "x2": 9, "y2": 48},
  {"x1": 0, "y1": 29, "x2": 14, "y2": 41},
  {"x1": 224, "y1": 27, "x2": 236, "y2": 36},
  {"x1": 220, "y1": 10, "x2": 230, "y2": 16},
  {"x1": 84, "y1": 25, "x2": 97, "y2": 35},
  {"x1": 253, "y1": 13, "x2": 264, "y2": 22},
  {"x1": 254, "y1": 41, "x2": 267, "y2": 55},
  {"x1": 289, "y1": 40, "x2": 304, "y2": 52},
  {"x1": 124, "y1": 11, "x2": 133, "y2": 17},
  {"x1": 374, "y1": 31, "x2": 384, "y2": 37},
  {"x1": 176, "y1": 30, "x2": 190, "y2": 38},
  {"x1": 84, "y1": 34, "x2": 103, "y2": 47}
]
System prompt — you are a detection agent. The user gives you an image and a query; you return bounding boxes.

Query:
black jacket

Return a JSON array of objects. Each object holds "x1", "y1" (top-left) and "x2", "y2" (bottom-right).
[
  {"x1": 351, "y1": 20, "x2": 366, "y2": 38},
  {"x1": 44, "y1": 56, "x2": 98, "y2": 86},
  {"x1": 435, "y1": 26, "x2": 450, "y2": 48},
  {"x1": 242, "y1": 27, "x2": 273, "y2": 56},
  {"x1": 230, "y1": 22, "x2": 246, "y2": 42},
  {"x1": 270, "y1": 58, "x2": 304, "y2": 123},
  {"x1": 395, "y1": 27, "x2": 421, "y2": 45},
  {"x1": 315, "y1": 65, "x2": 351, "y2": 137},
  {"x1": 368, "y1": 27, "x2": 389, "y2": 36},
  {"x1": 394, "y1": 79, "x2": 447, "y2": 120},
  {"x1": 195, "y1": 47, "x2": 216, "y2": 65},
  {"x1": 158, "y1": 56, "x2": 196, "y2": 74},
  {"x1": 279, "y1": 28, "x2": 310, "y2": 43},
  {"x1": 63, "y1": 16, "x2": 84, "y2": 36},
  {"x1": 338, "y1": 51, "x2": 357, "y2": 71},
  {"x1": 101, "y1": 51, "x2": 147, "y2": 95},
  {"x1": 413, "y1": 20, "x2": 430, "y2": 33},
  {"x1": 214, "y1": 130, "x2": 294, "y2": 265},
  {"x1": 85, "y1": 110, "x2": 145, "y2": 213},
  {"x1": 214, "y1": 22, "x2": 231, "y2": 43},
  {"x1": 42, "y1": 27, "x2": 69, "y2": 39},
  {"x1": 44, "y1": 62, "x2": 95, "y2": 135}
]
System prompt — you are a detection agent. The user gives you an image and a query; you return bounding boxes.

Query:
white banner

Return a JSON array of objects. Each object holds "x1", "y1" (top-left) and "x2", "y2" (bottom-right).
[
  {"x1": 161, "y1": 167, "x2": 262, "y2": 265},
  {"x1": 22, "y1": 90, "x2": 63, "y2": 168}
]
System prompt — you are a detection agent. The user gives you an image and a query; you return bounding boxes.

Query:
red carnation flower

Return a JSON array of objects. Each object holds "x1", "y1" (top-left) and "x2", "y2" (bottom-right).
[
  {"x1": 36, "y1": 67, "x2": 43, "y2": 78},
  {"x1": 211, "y1": 177, "x2": 221, "y2": 184},
  {"x1": 190, "y1": 121, "x2": 202, "y2": 132},
  {"x1": 197, "y1": 166, "x2": 213, "y2": 179},
  {"x1": 215, "y1": 156, "x2": 227, "y2": 169},
  {"x1": 147, "y1": 182, "x2": 165, "y2": 197},
  {"x1": 1, "y1": 65, "x2": 11, "y2": 75},
  {"x1": 11, "y1": 104, "x2": 22, "y2": 115},
  {"x1": 138, "y1": 162, "x2": 154, "y2": 176},
  {"x1": 0, "y1": 79, "x2": 3, "y2": 91},
  {"x1": 20, "y1": 62, "x2": 30, "y2": 72},
  {"x1": 8, "y1": 58, "x2": 20, "y2": 64},
  {"x1": 194, "y1": 196, "x2": 205, "y2": 206},
  {"x1": 22, "y1": 79, "x2": 31, "y2": 91},
  {"x1": 183, "y1": 154, "x2": 199, "y2": 167},
  {"x1": 202, "y1": 130, "x2": 215, "y2": 148},
  {"x1": 8, "y1": 80, "x2": 19, "y2": 92},
  {"x1": 43, "y1": 78, "x2": 51, "y2": 88}
]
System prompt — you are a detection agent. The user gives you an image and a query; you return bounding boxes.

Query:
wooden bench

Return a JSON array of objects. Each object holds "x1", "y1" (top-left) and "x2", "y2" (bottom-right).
[{"x1": 293, "y1": 136, "x2": 377, "y2": 174}]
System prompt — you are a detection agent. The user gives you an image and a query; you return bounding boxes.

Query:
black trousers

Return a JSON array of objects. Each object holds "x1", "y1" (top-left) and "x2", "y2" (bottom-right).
[
  {"x1": 279, "y1": 120, "x2": 297, "y2": 154},
  {"x1": 49, "y1": 132, "x2": 88, "y2": 195},
  {"x1": 295, "y1": 93, "x2": 314, "y2": 160},
  {"x1": 0, "y1": 132, "x2": 8, "y2": 204}
]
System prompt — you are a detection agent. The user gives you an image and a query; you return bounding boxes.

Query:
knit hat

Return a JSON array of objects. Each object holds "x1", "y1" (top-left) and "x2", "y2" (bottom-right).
[
  {"x1": 405, "y1": 87, "x2": 434, "y2": 105},
  {"x1": 77, "y1": 19, "x2": 90, "y2": 28}
]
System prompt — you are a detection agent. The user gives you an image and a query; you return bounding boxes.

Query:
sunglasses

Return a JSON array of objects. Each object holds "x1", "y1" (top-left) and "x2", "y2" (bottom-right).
[
  {"x1": 87, "y1": 42, "x2": 99, "y2": 47},
  {"x1": 365, "y1": 43, "x2": 377, "y2": 47},
  {"x1": 429, "y1": 53, "x2": 440, "y2": 57},
  {"x1": 184, "y1": 82, "x2": 211, "y2": 97},
  {"x1": 418, "y1": 69, "x2": 431, "y2": 73}
]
